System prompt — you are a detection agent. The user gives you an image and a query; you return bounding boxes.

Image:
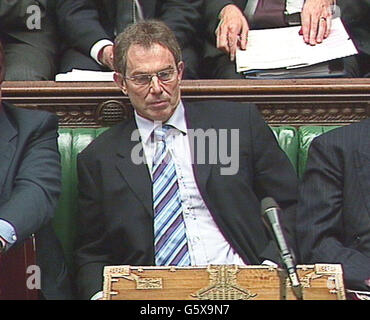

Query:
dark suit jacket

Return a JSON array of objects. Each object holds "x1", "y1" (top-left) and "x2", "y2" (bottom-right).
[
  {"x1": 297, "y1": 118, "x2": 370, "y2": 291},
  {"x1": 75, "y1": 101, "x2": 298, "y2": 299},
  {"x1": 0, "y1": 102, "x2": 72, "y2": 299},
  {"x1": 0, "y1": 0, "x2": 59, "y2": 80},
  {"x1": 338, "y1": 0, "x2": 370, "y2": 57},
  {"x1": 57, "y1": 0, "x2": 202, "y2": 77},
  {"x1": 0, "y1": 0, "x2": 58, "y2": 55},
  {"x1": 200, "y1": 0, "x2": 246, "y2": 78}
]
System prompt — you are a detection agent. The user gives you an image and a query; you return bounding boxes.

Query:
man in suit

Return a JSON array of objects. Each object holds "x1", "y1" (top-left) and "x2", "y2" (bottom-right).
[
  {"x1": 74, "y1": 20, "x2": 298, "y2": 300},
  {"x1": 0, "y1": 0, "x2": 59, "y2": 80},
  {"x1": 0, "y1": 42, "x2": 72, "y2": 299},
  {"x1": 57, "y1": 0, "x2": 202, "y2": 79},
  {"x1": 201, "y1": 0, "x2": 340, "y2": 79},
  {"x1": 296, "y1": 119, "x2": 370, "y2": 296}
]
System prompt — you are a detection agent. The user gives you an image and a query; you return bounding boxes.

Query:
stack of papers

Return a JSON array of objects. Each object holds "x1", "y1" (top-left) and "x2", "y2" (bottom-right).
[
  {"x1": 55, "y1": 69, "x2": 114, "y2": 82},
  {"x1": 236, "y1": 18, "x2": 358, "y2": 74},
  {"x1": 242, "y1": 60, "x2": 345, "y2": 79}
]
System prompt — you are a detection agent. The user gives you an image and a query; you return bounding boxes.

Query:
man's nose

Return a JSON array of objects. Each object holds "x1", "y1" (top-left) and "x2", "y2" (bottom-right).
[{"x1": 149, "y1": 75, "x2": 163, "y2": 94}]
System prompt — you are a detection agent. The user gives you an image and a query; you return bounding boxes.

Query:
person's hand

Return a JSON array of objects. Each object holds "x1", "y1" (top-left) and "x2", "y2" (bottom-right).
[
  {"x1": 215, "y1": 4, "x2": 249, "y2": 61},
  {"x1": 98, "y1": 45, "x2": 114, "y2": 70},
  {"x1": 300, "y1": 0, "x2": 335, "y2": 45}
]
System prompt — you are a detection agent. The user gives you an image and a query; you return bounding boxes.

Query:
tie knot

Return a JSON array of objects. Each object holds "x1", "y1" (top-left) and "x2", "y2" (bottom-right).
[{"x1": 154, "y1": 124, "x2": 173, "y2": 141}]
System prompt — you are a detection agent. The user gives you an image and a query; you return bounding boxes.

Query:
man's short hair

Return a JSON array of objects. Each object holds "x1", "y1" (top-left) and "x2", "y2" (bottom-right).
[
  {"x1": 0, "y1": 41, "x2": 4, "y2": 83},
  {"x1": 113, "y1": 19, "x2": 182, "y2": 75}
]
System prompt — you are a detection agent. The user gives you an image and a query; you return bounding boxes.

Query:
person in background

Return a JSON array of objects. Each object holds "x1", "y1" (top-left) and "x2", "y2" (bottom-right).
[
  {"x1": 0, "y1": 0, "x2": 58, "y2": 80},
  {"x1": 0, "y1": 41, "x2": 72, "y2": 299},
  {"x1": 296, "y1": 118, "x2": 370, "y2": 299},
  {"x1": 57, "y1": 0, "x2": 202, "y2": 79},
  {"x1": 200, "y1": 0, "x2": 350, "y2": 79}
]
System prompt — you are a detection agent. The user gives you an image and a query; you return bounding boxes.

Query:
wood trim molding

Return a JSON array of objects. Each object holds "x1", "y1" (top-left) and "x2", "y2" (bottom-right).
[{"x1": 2, "y1": 79, "x2": 370, "y2": 127}]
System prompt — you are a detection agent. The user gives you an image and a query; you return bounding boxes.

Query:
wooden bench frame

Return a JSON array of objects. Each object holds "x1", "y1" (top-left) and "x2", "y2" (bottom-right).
[{"x1": 3, "y1": 78, "x2": 370, "y2": 127}]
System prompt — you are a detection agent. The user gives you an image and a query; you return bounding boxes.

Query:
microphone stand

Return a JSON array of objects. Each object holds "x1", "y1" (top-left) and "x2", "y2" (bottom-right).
[{"x1": 261, "y1": 197, "x2": 303, "y2": 300}]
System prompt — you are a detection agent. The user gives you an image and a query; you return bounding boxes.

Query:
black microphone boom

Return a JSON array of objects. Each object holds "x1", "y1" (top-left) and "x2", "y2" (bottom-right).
[{"x1": 261, "y1": 197, "x2": 303, "y2": 300}]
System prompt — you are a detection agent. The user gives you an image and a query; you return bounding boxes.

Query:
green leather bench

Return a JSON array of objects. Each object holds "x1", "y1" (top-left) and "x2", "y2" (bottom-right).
[{"x1": 54, "y1": 125, "x2": 340, "y2": 273}]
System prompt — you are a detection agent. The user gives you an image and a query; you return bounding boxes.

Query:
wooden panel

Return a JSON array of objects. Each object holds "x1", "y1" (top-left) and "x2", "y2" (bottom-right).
[
  {"x1": 0, "y1": 237, "x2": 38, "y2": 300},
  {"x1": 103, "y1": 264, "x2": 345, "y2": 300},
  {"x1": 2, "y1": 79, "x2": 370, "y2": 127}
]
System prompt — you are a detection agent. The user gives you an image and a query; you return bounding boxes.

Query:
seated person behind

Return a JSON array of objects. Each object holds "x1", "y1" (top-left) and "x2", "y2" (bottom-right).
[
  {"x1": 74, "y1": 19, "x2": 298, "y2": 300},
  {"x1": 0, "y1": 41, "x2": 72, "y2": 299},
  {"x1": 0, "y1": 0, "x2": 58, "y2": 80},
  {"x1": 296, "y1": 119, "x2": 370, "y2": 298},
  {"x1": 200, "y1": 0, "x2": 359, "y2": 79},
  {"x1": 57, "y1": 0, "x2": 201, "y2": 79}
]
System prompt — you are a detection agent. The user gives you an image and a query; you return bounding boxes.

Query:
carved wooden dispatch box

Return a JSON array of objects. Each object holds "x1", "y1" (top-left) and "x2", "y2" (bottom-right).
[{"x1": 103, "y1": 264, "x2": 345, "y2": 300}]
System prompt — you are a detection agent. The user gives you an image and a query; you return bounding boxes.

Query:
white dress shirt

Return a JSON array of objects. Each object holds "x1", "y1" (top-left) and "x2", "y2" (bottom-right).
[
  {"x1": 135, "y1": 101, "x2": 246, "y2": 266},
  {"x1": 285, "y1": 0, "x2": 304, "y2": 14}
]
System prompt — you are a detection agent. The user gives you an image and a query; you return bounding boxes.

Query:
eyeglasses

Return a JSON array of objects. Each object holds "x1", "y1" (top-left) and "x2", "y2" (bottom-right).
[{"x1": 124, "y1": 68, "x2": 177, "y2": 86}]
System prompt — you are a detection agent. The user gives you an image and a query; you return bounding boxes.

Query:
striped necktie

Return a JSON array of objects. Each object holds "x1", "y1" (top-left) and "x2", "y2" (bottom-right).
[{"x1": 152, "y1": 125, "x2": 190, "y2": 266}]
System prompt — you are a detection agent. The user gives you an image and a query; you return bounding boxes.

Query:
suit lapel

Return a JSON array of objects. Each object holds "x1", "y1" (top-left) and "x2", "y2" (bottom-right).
[
  {"x1": 184, "y1": 103, "x2": 214, "y2": 197},
  {"x1": 115, "y1": 120, "x2": 153, "y2": 216},
  {"x1": 0, "y1": 108, "x2": 17, "y2": 194}
]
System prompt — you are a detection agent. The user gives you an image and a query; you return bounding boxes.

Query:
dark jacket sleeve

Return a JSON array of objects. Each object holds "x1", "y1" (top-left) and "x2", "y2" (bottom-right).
[
  {"x1": 56, "y1": 0, "x2": 111, "y2": 57},
  {"x1": 202, "y1": 0, "x2": 233, "y2": 41},
  {"x1": 158, "y1": 0, "x2": 202, "y2": 49},
  {"x1": 337, "y1": 0, "x2": 370, "y2": 56},
  {"x1": 0, "y1": 112, "x2": 61, "y2": 243}
]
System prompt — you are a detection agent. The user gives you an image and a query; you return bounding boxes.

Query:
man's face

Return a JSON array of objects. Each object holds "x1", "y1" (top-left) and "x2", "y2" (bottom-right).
[{"x1": 114, "y1": 43, "x2": 184, "y2": 122}]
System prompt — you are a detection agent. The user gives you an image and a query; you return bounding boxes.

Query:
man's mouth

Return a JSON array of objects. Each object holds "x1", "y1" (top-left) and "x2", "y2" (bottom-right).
[{"x1": 149, "y1": 100, "x2": 168, "y2": 108}]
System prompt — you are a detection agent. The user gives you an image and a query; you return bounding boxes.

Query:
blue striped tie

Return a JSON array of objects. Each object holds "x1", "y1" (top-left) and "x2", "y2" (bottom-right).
[{"x1": 152, "y1": 125, "x2": 190, "y2": 266}]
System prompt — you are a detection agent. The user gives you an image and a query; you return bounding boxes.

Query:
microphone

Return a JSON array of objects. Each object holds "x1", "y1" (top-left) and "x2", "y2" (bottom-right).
[{"x1": 261, "y1": 197, "x2": 303, "y2": 300}]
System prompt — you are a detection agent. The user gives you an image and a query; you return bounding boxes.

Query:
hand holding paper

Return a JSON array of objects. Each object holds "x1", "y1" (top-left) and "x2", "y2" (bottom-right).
[{"x1": 236, "y1": 18, "x2": 357, "y2": 73}]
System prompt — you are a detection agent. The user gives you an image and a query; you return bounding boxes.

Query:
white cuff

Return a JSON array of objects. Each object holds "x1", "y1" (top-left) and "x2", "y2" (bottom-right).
[{"x1": 90, "y1": 39, "x2": 114, "y2": 65}]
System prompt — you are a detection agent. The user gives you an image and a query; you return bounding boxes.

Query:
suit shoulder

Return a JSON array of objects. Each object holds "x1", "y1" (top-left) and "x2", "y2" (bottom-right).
[
  {"x1": 4, "y1": 103, "x2": 58, "y2": 132},
  {"x1": 313, "y1": 119, "x2": 370, "y2": 150},
  {"x1": 185, "y1": 100, "x2": 259, "y2": 120},
  {"x1": 78, "y1": 120, "x2": 130, "y2": 157}
]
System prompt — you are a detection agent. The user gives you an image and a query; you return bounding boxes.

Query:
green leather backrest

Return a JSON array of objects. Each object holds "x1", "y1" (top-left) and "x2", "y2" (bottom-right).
[{"x1": 297, "y1": 126, "x2": 341, "y2": 177}]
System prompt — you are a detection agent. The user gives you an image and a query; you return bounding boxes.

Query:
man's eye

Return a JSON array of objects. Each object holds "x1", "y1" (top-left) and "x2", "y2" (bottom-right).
[
  {"x1": 135, "y1": 75, "x2": 151, "y2": 82},
  {"x1": 158, "y1": 70, "x2": 173, "y2": 80}
]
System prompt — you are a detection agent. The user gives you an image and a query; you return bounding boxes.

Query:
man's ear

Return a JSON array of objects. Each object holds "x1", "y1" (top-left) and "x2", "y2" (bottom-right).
[
  {"x1": 177, "y1": 61, "x2": 185, "y2": 81},
  {"x1": 113, "y1": 72, "x2": 127, "y2": 95}
]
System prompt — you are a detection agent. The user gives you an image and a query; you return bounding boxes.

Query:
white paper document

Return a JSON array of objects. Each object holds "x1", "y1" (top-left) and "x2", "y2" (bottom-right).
[
  {"x1": 55, "y1": 69, "x2": 114, "y2": 81},
  {"x1": 236, "y1": 18, "x2": 358, "y2": 73}
]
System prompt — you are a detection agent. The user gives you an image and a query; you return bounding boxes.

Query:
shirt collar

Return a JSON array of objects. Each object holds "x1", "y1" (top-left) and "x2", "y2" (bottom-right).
[{"x1": 134, "y1": 100, "x2": 187, "y2": 145}]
